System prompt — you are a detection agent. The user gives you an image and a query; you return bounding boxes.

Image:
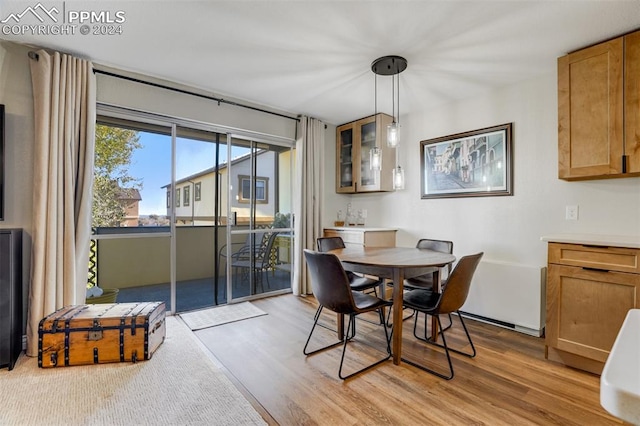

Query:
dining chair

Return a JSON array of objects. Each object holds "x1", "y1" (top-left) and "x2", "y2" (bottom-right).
[
  {"x1": 405, "y1": 239, "x2": 454, "y2": 290},
  {"x1": 400, "y1": 252, "x2": 484, "y2": 380},
  {"x1": 316, "y1": 237, "x2": 382, "y2": 295},
  {"x1": 302, "y1": 249, "x2": 392, "y2": 380},
  {"x1": 230, "y1": 231, "x2": 279, "y2": 292},
  {"x1": 386, "y1": 238, "x2": 454, "y2": 327}
]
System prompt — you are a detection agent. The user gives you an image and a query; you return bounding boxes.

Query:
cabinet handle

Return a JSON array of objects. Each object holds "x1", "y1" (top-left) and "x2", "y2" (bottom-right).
[
  {"x1": 582, "y1": 267, "x2": 610, "y2": 273},
  {"x1": 581, "y1": 244, "x2": 608, "y2": 249}
]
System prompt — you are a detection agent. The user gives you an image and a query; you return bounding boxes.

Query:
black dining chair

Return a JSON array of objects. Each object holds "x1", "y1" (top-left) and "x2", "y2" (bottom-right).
[
  {"x1": 400, "y1": 252, "x2": 483, "y2": 380},
  {"x1": 386, "y1": 238, "x2": 454, "y2": 327},
  {"x1": 302, "y1": 249, "x2": 392, "y2": 380},
  {"x1": 317, "y1": 237, "x2": 382, "y2": 295}
]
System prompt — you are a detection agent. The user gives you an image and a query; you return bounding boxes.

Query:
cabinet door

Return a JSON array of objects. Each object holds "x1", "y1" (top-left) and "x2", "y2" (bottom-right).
[
  {"x1": 336, "y1": 124, "x2": 356, "y2": 193},
  {"x1": 625, "y1": 31, "x2": 640, "y2": 175},
  {"x1": 357, "y1": 116, "x2": 379, "y2": 191},
  {"x1": 356, "y1": 114, "x2": 395, "y2": 192},
  {"x1": 546, "y1": 264, "x2": 640, "y2": 362},
  {"x1": 558, "y1": 38, "x2": 624, "y2": 179}
]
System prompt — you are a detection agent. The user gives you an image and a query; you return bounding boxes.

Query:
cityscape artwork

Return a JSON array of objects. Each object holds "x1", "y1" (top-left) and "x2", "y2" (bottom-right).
[{"x1": 420, "y1": 123, "x2": 513, "y2": 199}]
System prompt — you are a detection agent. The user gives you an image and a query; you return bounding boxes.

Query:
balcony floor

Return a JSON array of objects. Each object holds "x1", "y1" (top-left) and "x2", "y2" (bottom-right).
[{"x1": 115, "y1": 269, "x2": 292, "y2": 312}]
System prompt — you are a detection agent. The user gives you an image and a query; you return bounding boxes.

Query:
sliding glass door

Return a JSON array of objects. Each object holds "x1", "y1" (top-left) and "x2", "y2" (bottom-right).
[
  {"x1": 93, "y1": 106, "x2": 295, "y2": 313},
  {"x1": 226, "y1": 135, "x2": 294, "y2": 302}
]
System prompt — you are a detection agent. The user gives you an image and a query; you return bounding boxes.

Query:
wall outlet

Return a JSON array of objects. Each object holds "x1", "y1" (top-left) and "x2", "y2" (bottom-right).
[{"x1": 565, "y1": 205, "x2": 579, "y2": 221}]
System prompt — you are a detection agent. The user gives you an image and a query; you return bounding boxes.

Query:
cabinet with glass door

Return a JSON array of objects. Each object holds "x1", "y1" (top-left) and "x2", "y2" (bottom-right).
[{"x1": 336, "y1": 113, "x2": 395, "y2": 193}]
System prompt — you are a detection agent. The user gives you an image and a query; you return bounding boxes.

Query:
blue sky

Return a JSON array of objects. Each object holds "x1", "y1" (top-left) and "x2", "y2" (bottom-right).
[{"x1": 129, "y1": 132, "x2": 248, "y2": 215}]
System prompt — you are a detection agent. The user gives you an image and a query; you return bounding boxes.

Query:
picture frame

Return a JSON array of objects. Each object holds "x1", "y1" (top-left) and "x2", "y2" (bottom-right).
[{"x1": 420, "y1": 123, "x2": 513, "y2": 199}]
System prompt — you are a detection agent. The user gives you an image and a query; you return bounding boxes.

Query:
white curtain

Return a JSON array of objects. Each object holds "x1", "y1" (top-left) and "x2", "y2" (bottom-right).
[
  {"x1": 26, "y1": 50, "x2": 96, "y2": 356},
  {"x1": 293, "y1": 116, "x2": 324, "y2": 295}
]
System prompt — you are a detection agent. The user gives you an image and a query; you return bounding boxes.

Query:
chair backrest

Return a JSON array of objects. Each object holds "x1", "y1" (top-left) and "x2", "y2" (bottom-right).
[
  {"x1": 256, "y1": 232, "x2": 279, "y2": 268},
  {"x1": 303, "y1": 249, "x2": 356, "y2": 314},
  {"x1": 317, "y1": 237, "x2": 346, "y2": 252},
  {"x1": 416, "y1": 239, "x2": 454, "y2": 276},
  {"x1": 437, "y1": 252, "x2": 483, "y2": 314},
  {"x1": 416, "y1": 238, "x2": 453, "y2": 254}
]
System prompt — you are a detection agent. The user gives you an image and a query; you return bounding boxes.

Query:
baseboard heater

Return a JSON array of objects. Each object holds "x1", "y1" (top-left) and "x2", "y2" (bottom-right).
[
  {"x1": 459, "y1": 311, "x2": 516, "y2": 330},
  {"x1": 460, "y1": 260, "x2": 546, "y2": 337}
]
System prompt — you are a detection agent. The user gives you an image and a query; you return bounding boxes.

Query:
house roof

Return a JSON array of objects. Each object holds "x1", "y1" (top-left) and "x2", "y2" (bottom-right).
[{"x1": 117, "y1": 188, "x2": 142, "y2": 201}]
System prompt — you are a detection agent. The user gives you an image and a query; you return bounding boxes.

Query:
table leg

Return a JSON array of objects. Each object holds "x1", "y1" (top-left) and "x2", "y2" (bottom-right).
[
  {"x1": 337, "y1": 314, "x2": 344, "y2": 340},
  {"x1": 391, "y1": 268, "x2": 404, "y2": 365}
]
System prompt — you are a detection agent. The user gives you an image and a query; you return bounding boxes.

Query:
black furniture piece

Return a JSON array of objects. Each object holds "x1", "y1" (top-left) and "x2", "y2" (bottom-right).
[
  {"x1": 302, "y1": 249, "x2": 392, "y2": 380},
  {"x1": 316, "y1": 236, "x2": 382, "y2": 294},
  {"x1": 386, "y1": 238, "x2": 454, "y2": 327},
  {"x1": 0, "y1": 228, "x2": 23, "y2": 371},
  {"x1": 401, "y1": 252, "x2": 483, "y2": 380}
]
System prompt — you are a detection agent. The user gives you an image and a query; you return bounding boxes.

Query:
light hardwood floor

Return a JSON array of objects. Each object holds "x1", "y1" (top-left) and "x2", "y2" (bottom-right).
[{"x1": 193, "y1": 294, "x2": 622, "y2": 425}]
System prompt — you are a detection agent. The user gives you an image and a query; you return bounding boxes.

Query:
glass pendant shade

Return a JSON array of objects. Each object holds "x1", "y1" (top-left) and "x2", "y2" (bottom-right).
[
  {"x1": 393, "y1": 165, "x2": 405, "y2": 190},
  {"x1": 387, "y1": 122, "x2": 399, "y2": 147},
  {"x1": 370, "y1": 147, "x2": 382, "y2": 171}
]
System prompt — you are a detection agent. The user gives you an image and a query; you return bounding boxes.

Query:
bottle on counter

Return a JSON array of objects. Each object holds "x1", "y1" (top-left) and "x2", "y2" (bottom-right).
[{"x1": 334, "y1": 210, "x2": 345, "y2": 227}]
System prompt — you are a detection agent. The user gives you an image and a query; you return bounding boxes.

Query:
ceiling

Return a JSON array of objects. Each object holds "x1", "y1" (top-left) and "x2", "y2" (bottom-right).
[{"x1": 4, "y1": 1, "x2": 640, "y2": 125}]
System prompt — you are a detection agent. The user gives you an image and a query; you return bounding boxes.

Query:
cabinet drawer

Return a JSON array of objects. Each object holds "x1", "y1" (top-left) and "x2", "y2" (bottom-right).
[
  {"x1": 546, "y1": 264, "x2": 640, "y2": 362},
  {"x1": 336, "y1": 231, "x2": 365, "y2": 245},
  {"x1": 548, "y1": 243, "x2": 640, "y2": 273}
]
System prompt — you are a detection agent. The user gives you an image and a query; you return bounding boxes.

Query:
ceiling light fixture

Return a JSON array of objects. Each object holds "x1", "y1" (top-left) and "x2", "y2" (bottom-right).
[{"x1": 371, "y1": 55, "x2": 407, "y2": 189}]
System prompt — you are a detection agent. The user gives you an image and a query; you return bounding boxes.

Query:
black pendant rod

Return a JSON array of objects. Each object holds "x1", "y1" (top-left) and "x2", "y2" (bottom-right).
[{"x1": 93, "y1": 68, "x2": 299, "y2": 123}]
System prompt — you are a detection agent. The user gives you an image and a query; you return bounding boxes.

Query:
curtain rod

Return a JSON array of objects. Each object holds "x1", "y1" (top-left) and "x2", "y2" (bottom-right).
[{"x1": 93, "y1": 68, "x2": 300, "y2": 123}]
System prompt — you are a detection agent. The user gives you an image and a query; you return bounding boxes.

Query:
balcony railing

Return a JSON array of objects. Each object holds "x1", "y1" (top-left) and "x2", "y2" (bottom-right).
[{"x1": 88, "y1": 226, "x2": 292, "y2": 312}]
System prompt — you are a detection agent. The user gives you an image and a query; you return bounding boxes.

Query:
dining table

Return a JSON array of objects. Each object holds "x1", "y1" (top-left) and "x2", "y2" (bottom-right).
[{"x1": 330, "y1": 246, "x2": 456, "y2": 365}]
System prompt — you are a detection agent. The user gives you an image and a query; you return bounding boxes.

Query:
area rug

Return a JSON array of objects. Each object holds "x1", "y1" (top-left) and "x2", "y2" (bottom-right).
[
  {"x1": 0, "y1": 316, "x2": 266, "y2": 426},
  {"x1": 179, "y1": 302, "x2": 267, "y2": 331}
]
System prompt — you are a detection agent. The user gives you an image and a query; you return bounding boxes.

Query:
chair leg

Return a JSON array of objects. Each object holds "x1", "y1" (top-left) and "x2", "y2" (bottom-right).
[
  {"x1": 412, "y1": 312, "x2": 454, "y2": 342},
  {"x1": 338, "y1": 310, "x2": 391, "y2": 380},
  {"x1": 303, "y1": 306, "x2": 344, "y2": 356},
  {"x1": 386, "y1": 305, "x2": 415, "y2": 328},
  {"x1": 456, "y1": 312, "x2": 477, "y2": 358},
  {"x1": 402, "y1": 315, "x2": 456, "y2": 380}
]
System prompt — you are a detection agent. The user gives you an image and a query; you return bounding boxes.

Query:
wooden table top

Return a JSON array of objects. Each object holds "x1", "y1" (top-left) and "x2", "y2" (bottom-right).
[{"x1": 330, "y1": 246, "x2": 455, "y2": 269}]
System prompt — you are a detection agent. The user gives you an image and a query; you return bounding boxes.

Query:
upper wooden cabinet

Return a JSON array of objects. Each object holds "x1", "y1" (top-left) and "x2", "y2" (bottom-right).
[
  {"x1": 336, "y1": 113, "x2": 396, "y2": 193},
  {"x1": 558, "y1": 30, "x2": 640, "y2": 180}
]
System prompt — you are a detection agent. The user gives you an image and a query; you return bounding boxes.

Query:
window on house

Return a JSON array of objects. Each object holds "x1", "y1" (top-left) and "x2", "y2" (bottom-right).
[
  {"x1": 166, "y1": 190, "x2": 170, "y2": 208},
  {"x1": 238, "y1": 175, "x2": 268, "y2": 204},
  {"x1": 183, "y1": 185, "x2": 190, "y2": 206},
  {"x1": 194, "y1": 182, "x2": 201, "y2": 201},
  {"x1": 176, "y1": 188, "x2": 180, "y2": 207}
]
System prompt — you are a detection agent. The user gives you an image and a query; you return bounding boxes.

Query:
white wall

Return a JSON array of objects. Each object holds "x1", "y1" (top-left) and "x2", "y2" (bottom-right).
[
  {"x1": 0, "y1": 41, "x2": 36, "y2": 333},
  {"x1": 323, "y1": 72, "x2": 640, "y2": 268}
]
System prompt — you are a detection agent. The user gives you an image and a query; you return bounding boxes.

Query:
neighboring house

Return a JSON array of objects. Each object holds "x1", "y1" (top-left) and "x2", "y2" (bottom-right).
[
  {"x1": 163, "y1": 150, "x2": 278, "y2": 226},
  {"x1": 117, "y1": 187, "x2": 142, "y2": 227}
]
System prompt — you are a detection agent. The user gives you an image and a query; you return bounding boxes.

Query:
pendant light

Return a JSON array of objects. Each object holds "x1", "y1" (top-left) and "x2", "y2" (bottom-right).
[{"x1": 371, "y1": 55, "x2": 407, "y2": 189}]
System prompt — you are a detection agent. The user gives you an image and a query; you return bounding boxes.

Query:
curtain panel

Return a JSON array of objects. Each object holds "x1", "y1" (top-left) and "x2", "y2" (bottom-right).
[
  {"x1": 26, "y1": 50, "x2": 96, "y2": 356},
  {"x1": 293, "y1": 116, "x2": 324, "y2": 295}
]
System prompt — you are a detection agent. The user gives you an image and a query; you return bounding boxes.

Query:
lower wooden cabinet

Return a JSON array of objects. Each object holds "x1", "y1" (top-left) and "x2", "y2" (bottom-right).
[{"x1": 545, "y1": 242, "x2": 640, "y2": 374}]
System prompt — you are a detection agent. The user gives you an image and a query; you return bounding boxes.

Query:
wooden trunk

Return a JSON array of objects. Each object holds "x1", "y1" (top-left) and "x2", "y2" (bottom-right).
[{"x1": 38, "y1": 302, "x2": 166, "y2": 368}]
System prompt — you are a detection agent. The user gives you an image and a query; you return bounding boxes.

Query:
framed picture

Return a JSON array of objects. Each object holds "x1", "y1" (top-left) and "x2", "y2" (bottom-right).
[{"x1": 420, "y1": 123, "x2": 513, "y2": 199}]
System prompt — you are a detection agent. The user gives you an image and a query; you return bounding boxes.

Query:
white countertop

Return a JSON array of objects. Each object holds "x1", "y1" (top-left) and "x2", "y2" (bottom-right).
[
  {"x1": 324, "y1": 226, "x2": 398, "y2": 232},
  {"x1": 541, "y1": 233, "x2": 640, "y2": 249},
  {"x1": 601, "y1": 309, "x2": 640, "y2": 424}
]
